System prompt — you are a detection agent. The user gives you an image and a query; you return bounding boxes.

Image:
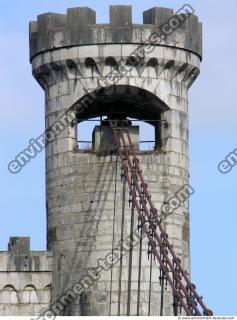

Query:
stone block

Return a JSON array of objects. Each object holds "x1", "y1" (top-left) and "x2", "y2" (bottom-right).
[
  {"x1": 92, "y1": 125, "x2": 139, "y2": 152},
  {"x1": 185, "y1": 15, "x2": 201, "y2": 55},
  {"x1": 8, "y1": 237, "x2": 30, "y2": 255},
  {"x1": 143, "y1": 7, "x2": 174, "y2": 26},
  {"x1": 67, "y1": 7, "x2": 96, "y2": 28},
  {"x1": 37, "y1": 13, "x2": 67, "y2": 34},
  {"x1": 29, "y1": 21, "x2": 38, "y2": 35},
  {"x1": 36, "y1": 33, "x2": 53, "y2": 53},
  {"x1": 110, "y1": 5, "x2": 132, "y2": 27},
  {"x1": 69, "y1": 27, "x2": 97, "y2": 46},
  {"x1": 53, "y1": 30, "x2": 70, "y2": 48},
  {"x1": 108, "y1": 27, "x2": 133, "y2": 43}
]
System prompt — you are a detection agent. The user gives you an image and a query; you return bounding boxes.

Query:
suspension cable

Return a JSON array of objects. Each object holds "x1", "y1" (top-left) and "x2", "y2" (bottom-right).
[
  {"x1": 160, "y1": 269, "x2": 165, "y2": 316},
  {"x1": 148, "y1": 251, "x2": 153, "y2": 315},
  {"x1": 127, "y1": 175, "x2": 135, "y2": 315},
  {"x1": 109, "y1": 122, "x2": 213, "y2": 317},
  {"x1": 137, "y1": 221, "x2": 143, "y2": 316},
  {"x1": 117, "y1": 174, "x2": 126, "y2": 315},
  {"x1": 109, "y1": 156, "x2": 118, "y2": 315},
  {"x1": 121, "y1": 127, "x2": 211, "y2": 316}
]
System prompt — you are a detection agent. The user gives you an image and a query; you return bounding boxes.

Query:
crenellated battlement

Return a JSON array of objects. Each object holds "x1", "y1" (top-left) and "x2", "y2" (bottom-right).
[{"x1": 29, "y1": 5, "x2": 202, "y2": 61}]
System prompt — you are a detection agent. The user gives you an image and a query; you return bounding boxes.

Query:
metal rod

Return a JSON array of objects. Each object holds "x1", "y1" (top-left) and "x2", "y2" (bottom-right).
[
  {"x1": 77, "y1": 141, "x2": 92, "y2": 143},
  {"x1": 77, "y1": 141, "x2": 156, "y2": 143},
  {"x1": 148, "y1": 254, "x2": 153, "y2": 316},
  {"x1": 160, "y1": 272, "x2": 164, "y2": 316},
  {"x1": 137, "y1": 223, "x2": 143, "y2": 316},
  {"x1": 117, "y1": 175, "x2": 126, "y2": 316},
  {"x1": 127, "y1": 181, "x2": 135, "y2": 315},
  {"x1": 139, "y1": 141, "x2": 155, "y2": 143},
  {"x1": 109, "y1": 157, "x2": 118, "y2": 316},
  {"x1": 77, "y1": 118, "x2": 167, "y2": 123}
]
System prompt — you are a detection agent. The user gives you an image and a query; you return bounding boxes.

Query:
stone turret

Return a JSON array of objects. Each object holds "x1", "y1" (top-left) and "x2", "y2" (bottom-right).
[{"x1": 28, "y1": 5, "x2": 202, "y2": 316}]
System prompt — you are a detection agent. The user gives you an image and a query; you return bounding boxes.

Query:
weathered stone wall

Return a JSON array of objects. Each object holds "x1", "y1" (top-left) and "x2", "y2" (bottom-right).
[
  {"x1": 45, "y1": 152, "x2": 189, "y2": 315},
  {"x1": 0, "y1": 238, "x2": 52, "y2": 316}
]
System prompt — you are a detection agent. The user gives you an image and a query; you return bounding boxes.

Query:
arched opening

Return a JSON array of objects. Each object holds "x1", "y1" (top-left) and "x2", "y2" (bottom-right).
[
  {"x1": 43, "y1": 284, "x2": 51, "y2": 303},
  {"x1": 164, "y1": 59, "x2": 176, "y2": 80},
  {"x1": 72, "y1": 85, "x2": 169, "y2": 152},
  {"x1": 125, "y1": 57, "x2": 139, "y2": 77},
  {"x1": 72, "y1": 85, "x2": 169, "y2": 121},
  {"x1": 145, "y1": 58, "x2": 158, "y2": 78},
  {"x1": 85, "y1": 58, "x2": 100, "y2": 77},
  {"x1": 104, "y1": 57, "x2": 118, "y2": 76},
  {"x1": 1, "y1": 285, "x2": 18, "y2": 304},
  {"x1": 22, "y1": 285, "x2": 38, "y2": 304}
]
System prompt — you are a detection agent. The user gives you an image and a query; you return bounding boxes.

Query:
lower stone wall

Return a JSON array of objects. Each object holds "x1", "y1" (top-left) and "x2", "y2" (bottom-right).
[
  {"x1": 0, "y1": 238, "x2": 52, "y2": 316},
  {"x1": 46, "y1": 150, "x2": 190, "y2": 315}
]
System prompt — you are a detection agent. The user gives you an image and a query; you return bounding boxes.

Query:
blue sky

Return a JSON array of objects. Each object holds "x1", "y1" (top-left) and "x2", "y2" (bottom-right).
[{"x1": 0, "y1": 0, "x2": 236, "y2": 315}]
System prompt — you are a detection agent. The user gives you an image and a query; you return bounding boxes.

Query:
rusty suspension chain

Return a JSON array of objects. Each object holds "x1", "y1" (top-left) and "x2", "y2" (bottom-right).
[{"x1": 110, "y1": 123, "x2": 212, "y2": 316}]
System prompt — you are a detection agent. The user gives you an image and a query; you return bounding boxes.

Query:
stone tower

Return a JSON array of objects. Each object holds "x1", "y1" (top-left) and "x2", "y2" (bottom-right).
[{"x1": 29, "y1": 5, "x2": 202, "y2": 316}]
